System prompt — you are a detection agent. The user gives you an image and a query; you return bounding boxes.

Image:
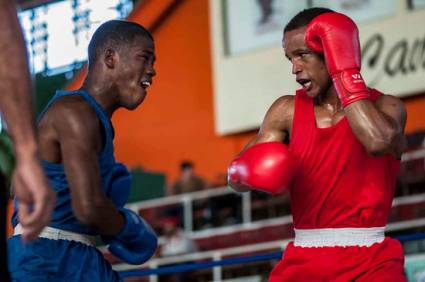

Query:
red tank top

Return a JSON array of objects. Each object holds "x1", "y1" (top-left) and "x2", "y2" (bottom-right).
[{"x1": 289, "y1": 89, "x2": 400, "y2": 229}]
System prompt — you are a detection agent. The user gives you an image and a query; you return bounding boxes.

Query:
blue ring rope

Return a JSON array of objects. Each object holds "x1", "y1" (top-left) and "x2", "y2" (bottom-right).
[
  {"x1": 120, "y1": 252, "x2": 282, "y2": 277},
  {"x1": 395, "y1": 232, "x2": 425, "y2": 242},
  {"x1": 119, "y1": 232, "x2": 425, "y2": 278}
]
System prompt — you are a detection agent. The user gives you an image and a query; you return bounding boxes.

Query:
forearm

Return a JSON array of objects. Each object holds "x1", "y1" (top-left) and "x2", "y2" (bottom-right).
[
  {"x1": 344, "y1": 100, "x2": 399, "y2": 155},
  {"x1": 0, "y1": 1, "x2": 37, "y2": 155},
  {"x1": 76, "y1": 195, "x2": 126, "y2": 235}
]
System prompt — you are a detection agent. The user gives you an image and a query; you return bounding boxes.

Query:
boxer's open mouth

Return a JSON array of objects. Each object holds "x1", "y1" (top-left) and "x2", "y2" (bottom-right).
[
  {"x1": 140, "y1": 80, "x2": 151, "y2": 89},
  {"x1": 297, "y1": 79, "x2": 311, "y2": 90}
]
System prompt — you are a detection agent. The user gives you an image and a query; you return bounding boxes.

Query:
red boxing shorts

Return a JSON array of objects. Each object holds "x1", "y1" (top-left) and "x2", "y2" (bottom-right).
[{"x1": 269, "y1": 237, "x2": 405, "y2": 281}]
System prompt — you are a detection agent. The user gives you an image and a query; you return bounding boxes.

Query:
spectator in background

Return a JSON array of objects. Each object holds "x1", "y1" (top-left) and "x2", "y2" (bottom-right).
[
  {"x1": 169, "y1": 161, "x2": 208, "y2": 195},
  {"x1": 168, "y1": 161, "x2": 212, "y2": 230},
  {"x1": 160, "y1": 216, "x2": 198, "y2": 257},
  {"x1": 160, "y1": 216, "x2": 198, "y2": 282}
]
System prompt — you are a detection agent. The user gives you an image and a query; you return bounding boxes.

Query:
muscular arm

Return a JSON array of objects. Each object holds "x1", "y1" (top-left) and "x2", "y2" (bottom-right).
[
  {"x1": 228, "y1": 95, "x2": 294, "y2": 192},
  {"x1": 0, "y1": 1, "x2": 55, "y2": 241},
  {"x1": 303, "y1": 12, "x2": 406, "y2": 158},
  {"x1": 0, "y1": 2, "x2": 37, "y2": 157},
  {"x1": 54, "y1": 101, "x2": 124, "y2": 235},
  {"x1": 244, "y1": 95, "x2": 293, "y2": 149},
  {"x1": 344, "y1": 95, "x2": 406, "y2": 158}
]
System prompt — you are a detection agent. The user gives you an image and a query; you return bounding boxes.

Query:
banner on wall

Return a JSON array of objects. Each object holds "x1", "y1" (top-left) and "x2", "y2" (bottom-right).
[
  {"x1": 223, "y1": 0, "x2": 308, "y2": 56},
  {"x1": 359, "y1": 20, "x2": 425, "y2": 95},
  {"x1": 210, "y1": 0, "x2": 425, "y2": 135},
  {"x1": 312, "y1": 0, "x2": 396, "y2": 23},
  {"x1": 222, "y1": 0, "x2": 396, "y2": 56}
]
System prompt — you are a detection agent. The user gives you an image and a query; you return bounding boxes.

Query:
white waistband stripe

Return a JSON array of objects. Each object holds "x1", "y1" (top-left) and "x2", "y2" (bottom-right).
[
  {"x1": 14, "y1": 224, "x2": 96, "y2": 247},
  {"x1": 294, "y1": 227, "x2": 385, "y2": 247}
]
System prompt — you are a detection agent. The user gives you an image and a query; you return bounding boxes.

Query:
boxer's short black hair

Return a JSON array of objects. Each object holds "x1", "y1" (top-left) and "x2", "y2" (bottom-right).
[
  {"x1": 284, "y1": 7, "x2": 335, "y2": 33},
  {"x1": 180, "y1": 161, "x2": 194, "y2": 170},
  {"x1": 88, "y1": 20, "x2": 153, "y2": 65}
]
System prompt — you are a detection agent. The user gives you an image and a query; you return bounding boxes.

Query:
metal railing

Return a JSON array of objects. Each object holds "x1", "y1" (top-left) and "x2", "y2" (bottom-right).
[
  {"x1": 126, "y1": 147, "x2": 425, "y2": 235},
  {"x1": 115, "y1": 230, "x2": 425, "y2": 282},
  {"x1": 115, "y1": 148, "x2": 425, "y2": 281}
]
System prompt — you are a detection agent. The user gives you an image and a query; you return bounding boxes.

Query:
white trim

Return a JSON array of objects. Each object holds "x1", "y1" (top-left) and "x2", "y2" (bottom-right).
[
  {"x1": 190, "y1": 217, "x2": 425, "y2": 242},
  {"x1": 294, "y1": 227, "x2": 385, "y2": 247},
  {"x1": 13, "y1": 224, "x2": 96, "y2": 247}
]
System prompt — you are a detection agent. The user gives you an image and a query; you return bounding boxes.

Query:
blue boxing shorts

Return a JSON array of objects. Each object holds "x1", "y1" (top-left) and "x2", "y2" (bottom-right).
[{"x1": 7, "y1": 230, "x2": 121, "y2": 282}]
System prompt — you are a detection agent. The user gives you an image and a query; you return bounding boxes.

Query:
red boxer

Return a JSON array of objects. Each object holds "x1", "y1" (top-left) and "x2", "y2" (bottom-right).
[{"x1": 228, "y1": 8, "x2": 407, "y2": 281}]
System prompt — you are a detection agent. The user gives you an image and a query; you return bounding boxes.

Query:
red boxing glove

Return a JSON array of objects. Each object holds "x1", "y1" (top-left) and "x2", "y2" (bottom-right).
[
  {"x1": 228, "y1": 142, "x2": 295, "y2": 194},
  {"x1": 305, "y1": 12, "x2": 369, "y2": 107}
]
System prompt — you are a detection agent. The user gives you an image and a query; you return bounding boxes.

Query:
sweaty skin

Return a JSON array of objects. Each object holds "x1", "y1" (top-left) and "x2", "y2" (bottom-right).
[
  {"x1": 37, "y1": 36, "x2": 156, "y2": 235},
  {"x1": 229, "y1": 26, "x2": 406, "y2": 193}
]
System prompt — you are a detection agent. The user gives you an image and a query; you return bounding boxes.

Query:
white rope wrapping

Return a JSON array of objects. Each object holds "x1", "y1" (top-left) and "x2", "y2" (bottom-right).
[
  {"x1": 14, "y1": 223, "x2": 96, "y2": 247},
  {"x1": 294, "y1": 227, "x2": 385, "y2": 247}
]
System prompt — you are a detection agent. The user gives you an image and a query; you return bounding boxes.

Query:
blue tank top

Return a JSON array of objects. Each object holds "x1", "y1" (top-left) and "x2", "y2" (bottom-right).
[{"x1": 12, "y1": 90, "x2": 130, "y2": 235}]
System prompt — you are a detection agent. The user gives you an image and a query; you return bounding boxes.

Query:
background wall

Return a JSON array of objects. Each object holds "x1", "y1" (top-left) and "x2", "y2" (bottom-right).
[
  {"x1": 211, "y1": 0, "x2": 425, "y2": 134},
  {"x1": 68, "y1": 0, "x2": 425, "y2": 185}
]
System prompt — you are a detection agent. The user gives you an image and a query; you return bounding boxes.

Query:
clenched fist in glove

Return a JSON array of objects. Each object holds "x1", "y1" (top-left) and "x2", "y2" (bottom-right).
[
  {"x1": 228, "y1": 142, "x2": 296, "y2": 195},
  {"x1": 105, "y1": 208, "x2": 157, "y2": 265},
  {"x1": 305, "y1": 12, "x2": 370, "y2": 107}
]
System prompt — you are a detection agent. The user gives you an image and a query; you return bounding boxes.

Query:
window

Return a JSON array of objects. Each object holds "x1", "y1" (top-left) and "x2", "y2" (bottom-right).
[{"x1": 18, "y1": 0, "x2": 133, "y2": 75}]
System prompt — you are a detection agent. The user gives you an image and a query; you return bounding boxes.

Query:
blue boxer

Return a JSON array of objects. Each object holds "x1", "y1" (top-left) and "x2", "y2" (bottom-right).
[{"x1": 7, "y1": 90, "x2": 130, "y2": 282}]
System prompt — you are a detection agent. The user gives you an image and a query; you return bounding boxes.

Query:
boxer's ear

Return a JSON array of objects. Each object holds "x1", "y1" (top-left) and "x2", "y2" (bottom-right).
[{"x1": 103, "y1": 48, "x2": 117, "y2": 69}]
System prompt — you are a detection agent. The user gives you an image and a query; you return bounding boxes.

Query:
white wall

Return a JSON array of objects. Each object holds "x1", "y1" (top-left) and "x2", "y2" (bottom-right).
[{"x1": 210, "y1": 0, "x2": 425, "y2": 135}]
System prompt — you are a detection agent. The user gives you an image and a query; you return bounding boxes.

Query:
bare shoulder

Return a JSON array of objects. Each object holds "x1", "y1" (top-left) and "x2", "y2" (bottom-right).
[
  {"x1": 255, "y1": 95, "x2": 295, "y2": 143},
  {"x1": 269, "y1": 95, "x2": 295, "y2": 112},
  {"x1": 263, "y1": 95, "x2": 295, "y2": 129},
  {"x1": 47, "y1": 95, "x2": 102, "y2": 144}
]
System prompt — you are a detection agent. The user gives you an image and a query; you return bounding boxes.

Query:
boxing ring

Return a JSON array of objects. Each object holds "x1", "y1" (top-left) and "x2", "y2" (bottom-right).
[
  {"x1": 116, "y1": 232, "x2": 425, "y2": 281},
  {"x1": 111, "y1": 148, "x2": 425, "y2": 281}
]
